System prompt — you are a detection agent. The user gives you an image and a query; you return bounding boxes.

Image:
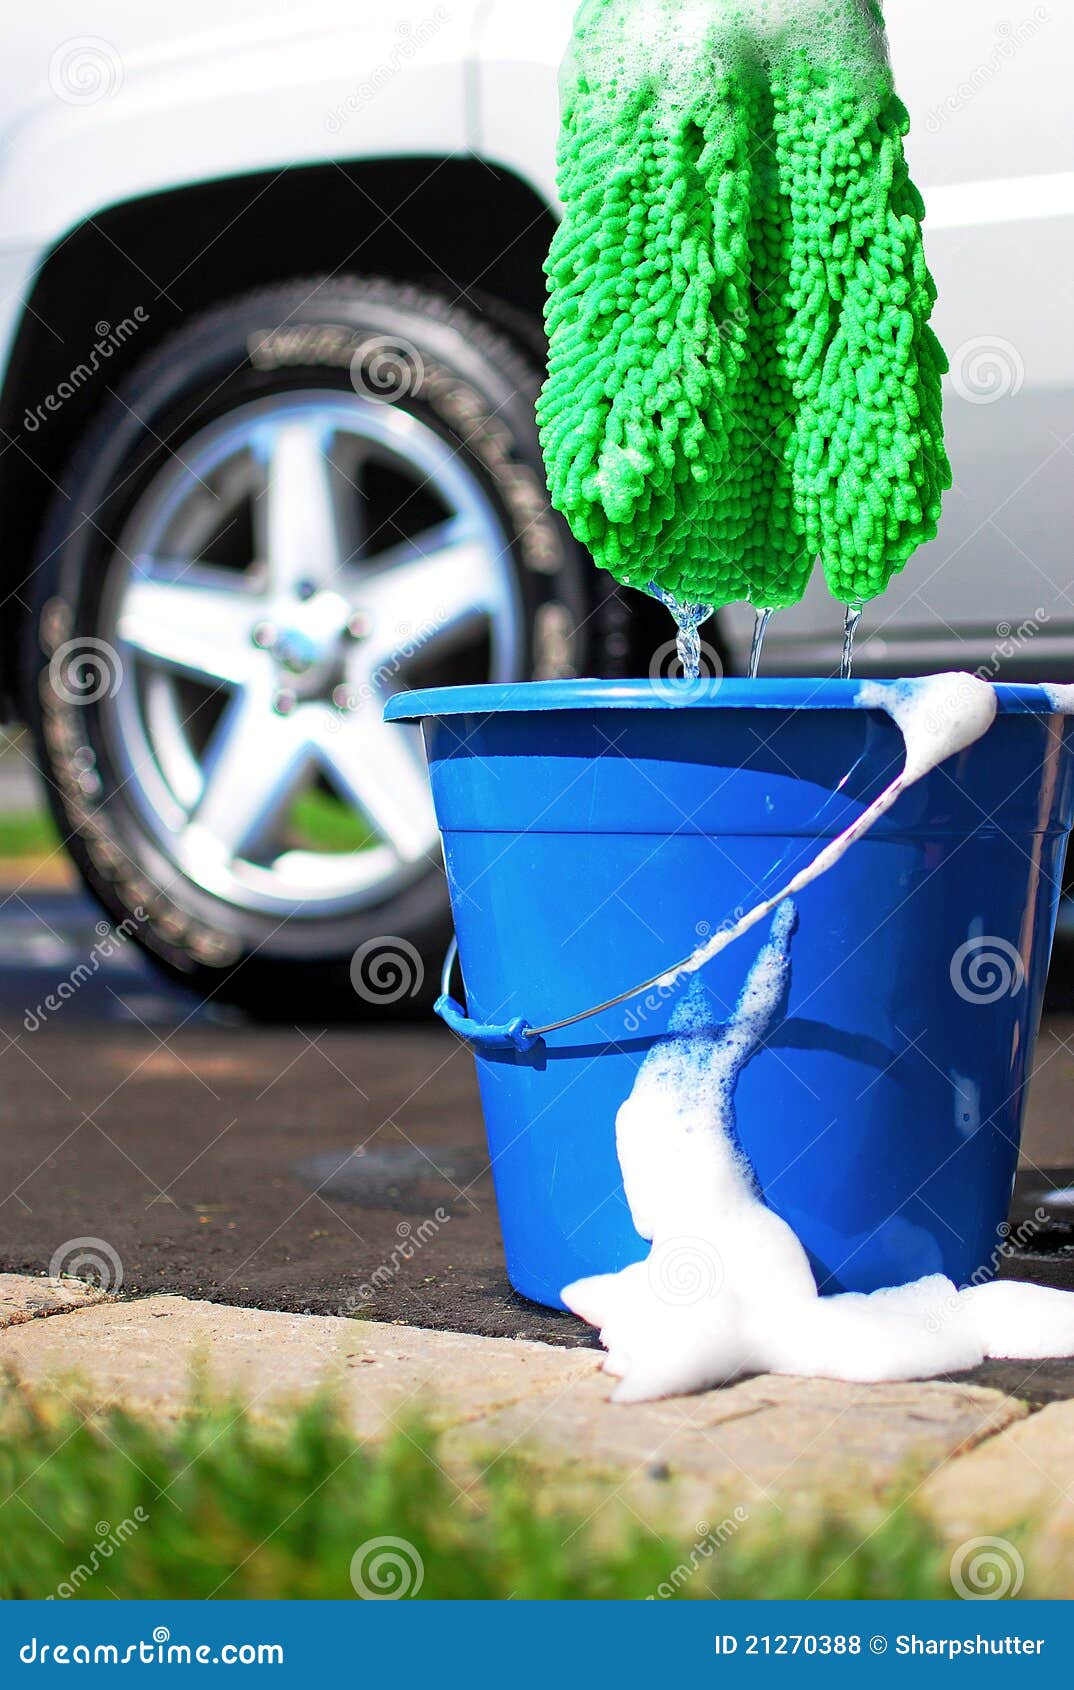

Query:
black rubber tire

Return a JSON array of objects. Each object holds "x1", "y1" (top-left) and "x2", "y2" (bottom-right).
[{"x1": 23, "y1": 276, "x2": 611, "y2": 1020}]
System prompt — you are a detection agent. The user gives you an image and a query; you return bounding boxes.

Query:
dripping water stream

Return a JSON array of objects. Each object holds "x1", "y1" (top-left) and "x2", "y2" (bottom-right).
[
  {"x1": 748, "y1": 607, "x2": 772, "y2": 678},
  {"x1": 647, "y1": 581, "x2": 713, "y2": 681},
  {"x1": 841, "y1": 605, "x2": 863, "y2": 680}
]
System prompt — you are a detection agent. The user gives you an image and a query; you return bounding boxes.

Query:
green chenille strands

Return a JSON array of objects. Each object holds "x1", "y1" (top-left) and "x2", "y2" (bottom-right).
[{"x1": 537, "y1": 0, "x2": 952, "y2": 609}]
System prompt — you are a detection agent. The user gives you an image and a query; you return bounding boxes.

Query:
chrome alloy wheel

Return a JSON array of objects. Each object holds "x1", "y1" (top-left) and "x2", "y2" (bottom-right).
[{"x1": 103, "y1": 392, "x2": 522, "y2": 919}]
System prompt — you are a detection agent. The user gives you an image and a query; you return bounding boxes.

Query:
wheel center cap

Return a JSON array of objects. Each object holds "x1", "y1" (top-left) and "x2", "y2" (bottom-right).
[
  {"x1": 273, "y1": 627, "x2": 321, "y2": 675},
  {"x1": 262, "y1": 589, "x2": 353, "y2": 683}
]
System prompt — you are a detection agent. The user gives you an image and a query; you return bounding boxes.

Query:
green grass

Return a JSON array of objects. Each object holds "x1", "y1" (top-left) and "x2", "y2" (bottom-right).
[
  {"x1": 0, "y1": 1389, "x2": 997, "y2": 1600},
  {"x1": 285, "y1": 789, "x2": 378, "y2": 854},
  {"x1": 0, "y1": 807, "x2": 59, "y2": 858},
  {"x1": 0, "y1": 793, "x2": 375, "y2": 863}
]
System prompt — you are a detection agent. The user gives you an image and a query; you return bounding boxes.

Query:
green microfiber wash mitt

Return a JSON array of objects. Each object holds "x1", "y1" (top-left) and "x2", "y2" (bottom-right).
[{"x1": 537, "y1": 0, "x2": 952, "y2": 612}]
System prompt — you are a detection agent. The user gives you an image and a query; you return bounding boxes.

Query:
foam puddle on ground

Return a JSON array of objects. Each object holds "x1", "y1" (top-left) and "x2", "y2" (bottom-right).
[{"x1": 563, "y1": 674, "x2": 1074, "y2": 1402}]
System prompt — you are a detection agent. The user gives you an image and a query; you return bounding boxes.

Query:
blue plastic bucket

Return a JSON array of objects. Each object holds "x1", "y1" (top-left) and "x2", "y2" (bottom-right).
[{"x1": 386, "y1": 679, "x2": 1074, "y2": 1310}]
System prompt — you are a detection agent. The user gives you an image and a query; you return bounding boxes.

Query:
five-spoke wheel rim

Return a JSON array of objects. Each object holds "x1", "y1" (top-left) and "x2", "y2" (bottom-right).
[{"x1": 102, "y1": 391, "x2": 522, "y2": 918}]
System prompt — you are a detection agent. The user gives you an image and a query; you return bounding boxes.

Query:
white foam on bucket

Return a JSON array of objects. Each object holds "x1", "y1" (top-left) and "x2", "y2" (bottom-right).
[
  {"x1": 655, "y1": 672, "x2": 997, "y2": 991},
  {"x1": 562, "y1": 674, "x2": 1074, "y2": 1401},
  {"x1": 1041, "y1": 683, "x2": 1074, "y2": 714}
]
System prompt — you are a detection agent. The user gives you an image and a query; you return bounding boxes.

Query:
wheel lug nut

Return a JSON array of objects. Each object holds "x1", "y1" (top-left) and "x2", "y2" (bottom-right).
[
  {"x1": 274, "y1": 689, "x2": 297, "y2": 716},
  {"x1": 331, "y1": 684, "x2": 355, "y2": 711},
  {"x1": 346, "y1": 611, "x2": 370, "y2": 641},
  {"x1": 252, "y1": 620, "x2": 276, "y2": 650}
]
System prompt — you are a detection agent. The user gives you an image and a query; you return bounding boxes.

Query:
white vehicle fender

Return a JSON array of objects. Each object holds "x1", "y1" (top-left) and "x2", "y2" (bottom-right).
[
  {"x1": 471, "y1": 0, "x2": 576, "y2": 212},
  {"x1": 0, "y1": 8, "x2": 478, "y2": 252}
]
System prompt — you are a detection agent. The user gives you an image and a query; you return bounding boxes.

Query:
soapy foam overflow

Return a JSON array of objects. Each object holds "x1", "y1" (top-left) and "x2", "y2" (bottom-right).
[{"x1": 563, "y1": 676, "x2": 1074, "y2": 1401}]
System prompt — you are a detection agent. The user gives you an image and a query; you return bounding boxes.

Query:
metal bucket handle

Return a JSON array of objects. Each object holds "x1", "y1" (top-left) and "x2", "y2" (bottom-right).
[{"x1": 435, "y1": 932, "x2": 703, "y2": 1053}]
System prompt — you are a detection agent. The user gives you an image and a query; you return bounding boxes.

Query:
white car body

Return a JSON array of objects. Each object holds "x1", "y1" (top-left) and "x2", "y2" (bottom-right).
[{"x1": 1, "y1": 0, "x2": 1071, "y2": 679}]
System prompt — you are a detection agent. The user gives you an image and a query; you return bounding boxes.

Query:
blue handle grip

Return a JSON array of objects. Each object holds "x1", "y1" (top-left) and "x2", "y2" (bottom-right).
[{"x1": 434, "y1": 993, "x2": 541, "y2": 1053}]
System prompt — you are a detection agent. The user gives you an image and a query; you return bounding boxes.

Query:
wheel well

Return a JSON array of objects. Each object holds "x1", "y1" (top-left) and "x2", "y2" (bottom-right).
[{"x1": 1, "y1": 157, "x2": 556, "y2": 714}]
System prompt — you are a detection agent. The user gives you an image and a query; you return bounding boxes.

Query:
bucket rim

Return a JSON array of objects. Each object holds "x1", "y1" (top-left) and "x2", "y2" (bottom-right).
[{"x1": 384, "y1": 677, "x2": 1068, "y2": 723}]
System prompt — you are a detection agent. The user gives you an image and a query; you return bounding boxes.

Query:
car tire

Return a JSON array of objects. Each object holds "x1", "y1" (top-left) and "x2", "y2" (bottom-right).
[{"x1": 24, "y1": 276, "x2": 613, "y2": 1019}]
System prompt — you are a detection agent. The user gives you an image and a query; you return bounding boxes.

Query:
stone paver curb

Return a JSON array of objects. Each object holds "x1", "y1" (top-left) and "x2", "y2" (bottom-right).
[
  {"x1": 0, "y1": 1273, "x2": 108, "y2": 1328},
  {"x1": 921, "y1": 1397, "x2": 1074, "y2": 1540},
  {"x1": 0, "y1": 1291, "x2": 1032, "y2": 1528},
  {"x1": 0, "y1": 1294, "x2": 595, "y2": 1435}
]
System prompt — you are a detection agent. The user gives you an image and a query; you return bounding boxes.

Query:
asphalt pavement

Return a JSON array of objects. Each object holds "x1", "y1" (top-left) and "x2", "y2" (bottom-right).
[
  {"x1": 0, "y1": 881, "x2": 586, "y2": 1345},
  {"x1": 3, "y1": 882, "x2": 1074, "y2": 1394}
]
